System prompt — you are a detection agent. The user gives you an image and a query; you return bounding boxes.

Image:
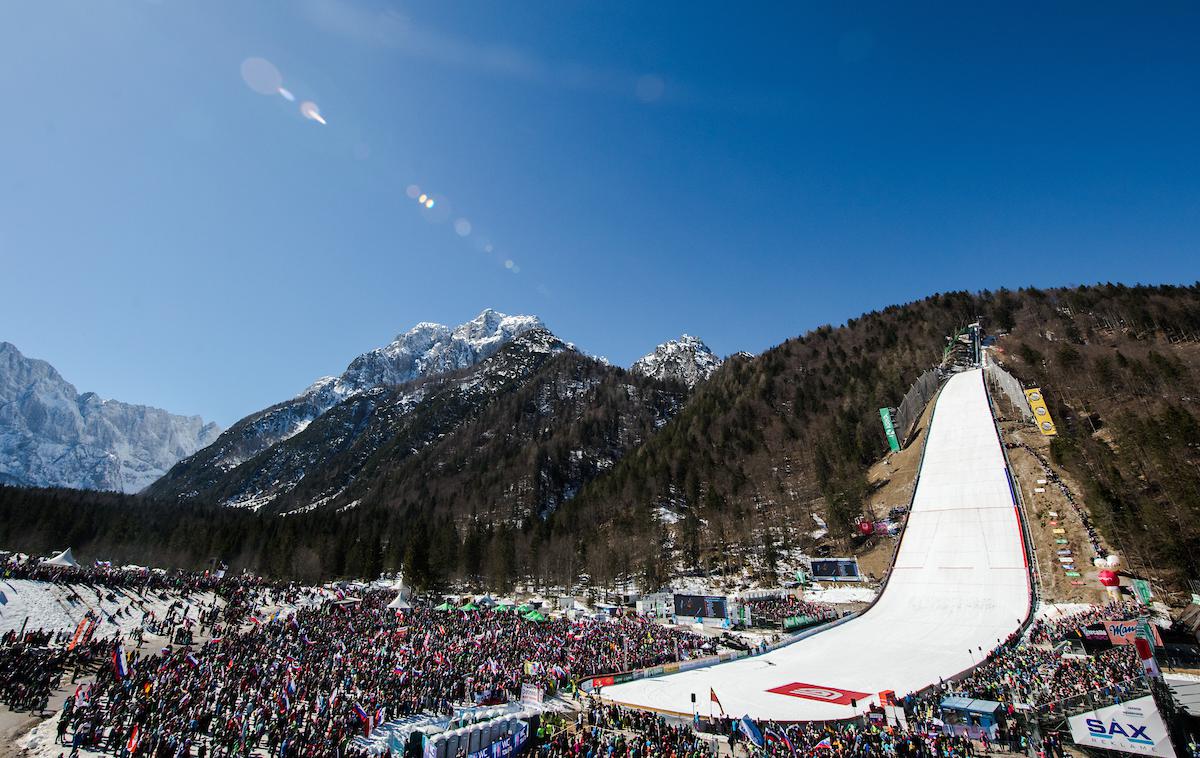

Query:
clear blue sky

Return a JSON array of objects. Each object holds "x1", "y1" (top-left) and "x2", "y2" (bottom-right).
[{"x1": 1, "y1": 2, "x2": 1196, "y2": 426}]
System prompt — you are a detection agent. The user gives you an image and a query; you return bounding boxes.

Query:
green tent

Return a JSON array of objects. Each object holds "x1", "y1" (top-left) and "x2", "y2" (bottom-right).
[
  {"x1": 434, "y1": 602, "x2": 455, "y2": 611},
  {"x1": 459, "y1": 602, "x2": 480, "y2": 612},
  {"x1": 515, "y1": 604, "x2": 534, "y2": 614},
  {"x1": 523, "y1": 610, "x2": 548, "y2": 623},
  {"x1": 494, "y1": 604, "x2": 515, "y2": 612}
]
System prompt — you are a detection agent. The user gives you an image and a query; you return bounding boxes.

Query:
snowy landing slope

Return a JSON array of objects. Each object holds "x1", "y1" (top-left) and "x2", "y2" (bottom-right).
[{"x1": 602, "y1": 369, "x2": 1032, "y2": 721}]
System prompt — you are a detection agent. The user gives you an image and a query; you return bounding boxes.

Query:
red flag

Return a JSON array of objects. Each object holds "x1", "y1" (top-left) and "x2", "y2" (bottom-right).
[{"x1": 710, "y1": 688, "x2": 725, "y2": 714}]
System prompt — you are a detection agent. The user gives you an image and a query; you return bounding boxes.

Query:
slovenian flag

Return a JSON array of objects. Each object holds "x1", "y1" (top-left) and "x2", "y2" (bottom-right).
[
  {"x1": 186, "y1": 653, "x2": 200, "y2": 668},
  {"x1": 286, "y1": 678, "x2": 297, "y2": 696},
  {"x1": 113, "y1": 645, "x2": 130, "y2": 679},
  {"x1": 738, "y1": 715, "x2": 765, "y2": 748},
  {"x1": 352, "y1": 703, "x2": 369, "y2": 723},
  {"x1": 813, "y1": 737, "x2": 833, "y2": 751},
  {"x1": 278, "y1": 690, "x2": 290, "y2": 713}
]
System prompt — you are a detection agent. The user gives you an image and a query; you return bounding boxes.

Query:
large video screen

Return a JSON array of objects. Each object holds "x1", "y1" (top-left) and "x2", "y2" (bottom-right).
[
  {"x1": 673, "y1": 594, "x2": 728, "y2": 618},
  {"x1": 810, "y1": 558, "x2": 861, "y2": 581}
]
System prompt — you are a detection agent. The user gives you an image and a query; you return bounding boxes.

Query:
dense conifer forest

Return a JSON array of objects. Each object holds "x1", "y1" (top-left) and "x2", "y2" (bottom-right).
[{"x1": 3, "y1": 284, "x2": 1198, "y2": 593}]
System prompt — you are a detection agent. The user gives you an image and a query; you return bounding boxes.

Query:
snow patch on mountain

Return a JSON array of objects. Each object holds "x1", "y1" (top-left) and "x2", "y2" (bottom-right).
[
  {"x1": 630, "y1": 334, "x2": 721, "y2": 388},
  {"x1": 0, "y1": 342, "x2": 222, "y2": 493}
]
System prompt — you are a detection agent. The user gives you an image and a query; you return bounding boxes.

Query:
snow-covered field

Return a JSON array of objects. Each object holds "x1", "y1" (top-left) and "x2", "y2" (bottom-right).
[{"x1": 0, "y1": 580, "x2": 217, "y2": 640}]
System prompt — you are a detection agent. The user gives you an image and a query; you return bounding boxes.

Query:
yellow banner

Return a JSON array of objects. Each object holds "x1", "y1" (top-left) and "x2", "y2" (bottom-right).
[{"x1": 1024, "y1": 388, "x2": 1057, "y2": 436}]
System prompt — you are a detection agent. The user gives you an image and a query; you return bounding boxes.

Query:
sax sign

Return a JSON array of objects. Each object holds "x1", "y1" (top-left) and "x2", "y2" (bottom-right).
[{"x1": 1069, "y1": 696, "x2": 1175, "y2": 757}]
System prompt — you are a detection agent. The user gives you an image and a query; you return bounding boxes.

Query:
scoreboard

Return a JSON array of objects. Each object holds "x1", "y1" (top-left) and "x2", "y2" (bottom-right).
[{"x1": 673, "y1": 594, "x2": 728, "y2": 619}]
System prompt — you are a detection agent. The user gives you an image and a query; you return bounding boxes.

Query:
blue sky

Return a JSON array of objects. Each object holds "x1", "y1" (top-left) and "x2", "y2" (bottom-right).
[{"x1": 1, "y1": 2, "x2": 1196, "y2": 426}]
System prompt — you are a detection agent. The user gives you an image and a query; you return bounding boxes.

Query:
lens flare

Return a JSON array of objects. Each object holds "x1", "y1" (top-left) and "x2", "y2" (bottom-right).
[
  {"x1": 241, "y1": 57, "x2": 282, "y2": 95},
  {"x1": 406, "y1": 185, "x2": 421, "y2": 199},
  {"x1": 299, "y1": 101, "x2": 327, "y2": 125},
  {"x1": 278, "y1": 87, "x2": 295, "y2": 102}
]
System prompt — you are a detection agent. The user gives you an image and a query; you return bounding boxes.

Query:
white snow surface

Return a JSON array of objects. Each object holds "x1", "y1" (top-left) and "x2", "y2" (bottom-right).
[
  {"x1": 0, "y1": 342, "x2": 221, "y2": 493},
  {"x1": 802, "y1": 585, "x2": 877, "y2": 605},
  {"x1": 631, "y1": 334, "x2": 721, "y2": 388},
  {"x1": 0, "y1": 579, "x2": 215, "y2": 639},
  {"x1": 603, "y1": 369, "x2": 1032, "y2": 721}
]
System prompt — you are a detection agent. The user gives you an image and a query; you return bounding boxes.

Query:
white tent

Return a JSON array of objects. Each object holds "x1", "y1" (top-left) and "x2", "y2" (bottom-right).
[
  {"x1": 387, "y1": 593, "x2": 412, "y2": 610},
  {"x1": 41, "y1": 548, "x2": 79, "y2": 568}
]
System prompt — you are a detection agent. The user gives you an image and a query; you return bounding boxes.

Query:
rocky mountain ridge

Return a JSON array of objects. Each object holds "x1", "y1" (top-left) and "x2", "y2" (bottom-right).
[{"x1": 0, "y1": 342, "x2": 221, "y2": 493}]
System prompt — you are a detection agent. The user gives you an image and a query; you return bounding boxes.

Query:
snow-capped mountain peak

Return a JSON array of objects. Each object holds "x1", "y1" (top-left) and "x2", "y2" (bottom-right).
[
  {"x1": 631, "y1": 334, "x2": 721, "y2": 388},
  {"x1": 0, "y1": 341, "x2": 222, "y2": 493},
  {"x1": 311, "y1": 309, "x2": 545, "y2": 404},
  {"x1": 174, "y1": 309, "x2": 547, "y2": 481}
]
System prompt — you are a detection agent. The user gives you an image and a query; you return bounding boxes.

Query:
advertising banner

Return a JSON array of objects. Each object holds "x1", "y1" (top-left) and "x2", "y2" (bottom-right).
[
  {"x1": 1106, "y1": 620, "x2": 1163, "y2": 647},
  {"x1": 1023, "y1": 389, "x2": 1057, "y2": 436},
  {"x1": 880, "y1": 408, "x2": 902, "y2": 452},
  {"x1": 767, "y1": 681, "x2": 871, "y2": 706},
  {"x1": 519, "y1": 683, "x2": 544, "y2": 706},
  {"x1": 1068, "y1": 695, "x2": 1175, "y2": 757},
  {"x1": 1134, "y1": 579, "x2": 1154, "y2": 605}
]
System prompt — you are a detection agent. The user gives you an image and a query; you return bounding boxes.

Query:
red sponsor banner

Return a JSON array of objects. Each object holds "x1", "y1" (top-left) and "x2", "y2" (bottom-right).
[
  {"x1": 767, "y1": 682, "x2": 871, "y2": 706},
  {"x1": 1105, "y1": 619, "x2": 1162, "y2": 646},
  {"x1": 592, "y1": 676, "x2": 615, "y2": 688}
]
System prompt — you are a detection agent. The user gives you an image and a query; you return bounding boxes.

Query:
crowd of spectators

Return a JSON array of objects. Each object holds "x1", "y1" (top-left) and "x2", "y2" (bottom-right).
[
  {"x1": 0, "y1": 560, "x2": 1171, "y2": 758},
  {"x1": 947, "y1": 642, "x2": 1143, "y2": 710},
  {"x1": 1026, "y1": 601, "x2": 1144, "y2": 645},
  {"x1": 10, "y1": 582, "x2": 711, "y2": 756},
  {"x1": 741, "y1": 596, "x2": 839, "y2": 626}
]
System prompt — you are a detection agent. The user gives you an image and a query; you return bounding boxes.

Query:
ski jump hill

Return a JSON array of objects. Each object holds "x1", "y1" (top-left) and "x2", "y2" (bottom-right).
[{"x1": 602, "y1": 368, "x2": 1034, "y2": 721}]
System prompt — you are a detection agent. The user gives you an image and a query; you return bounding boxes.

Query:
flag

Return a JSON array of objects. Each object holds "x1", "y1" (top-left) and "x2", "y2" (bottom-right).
[
  {"x1": 813, "y1": 737, "x2": 833, "y2": 751},
  {"x1": 186, "y1": 653, "x2": 200, "y2": 668},
  {"x1": 127, "y1": 724, "x2": 140, "y2": 753},
  {"x1": 278, "y1": 690, "x2": 290, "y2": 713},
  {"x1": 738, "y1": 715, "x2": 765, "y2": 748},
  {"x1": 766, "y1": 727, "x2": 795, "y2": 754},
  {"x1": 113, "y1": 644, "x2": 130, "y2": 679},
  {"x1": 710, "y1": 688, "x2": 725, "y2": 714}
]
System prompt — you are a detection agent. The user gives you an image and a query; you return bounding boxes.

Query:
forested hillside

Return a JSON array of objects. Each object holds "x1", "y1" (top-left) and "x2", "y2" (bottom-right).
[
  {"x1": 990, "y1": 285, "x2": 1200, "y2": 591},
  {"x1": 3, "y1": 284, "x2": 1198, "y2": 594}
]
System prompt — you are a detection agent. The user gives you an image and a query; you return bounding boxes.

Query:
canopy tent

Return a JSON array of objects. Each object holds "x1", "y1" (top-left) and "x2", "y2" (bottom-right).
[
  {"x1": 434, "y1": 602, "x2": 455, "y2": 611},
  {"x1": 494, "y1": 603, "x2": 515, "y2": 612},
  {"x1": 387, "y1": 593, "x2": 412, "y2": 610},
  {"x1": 41, "y1": 548, "x2": 79, "y2": 568},
  {"x1": 392, "y1": 579, "x2": 412, "y2": 600},
  {"x1": 523, "y1": 610, "x2": 548, "y2": 623},
  {"x1": 459, "y1": 603, "x2": 480, "y2": 612},
  {"x1": 515, "y1": 604, "x2": 534, "y2": 614},
  {"x1": 475, "y1": 594, "x2": 497, "y2": 607}
]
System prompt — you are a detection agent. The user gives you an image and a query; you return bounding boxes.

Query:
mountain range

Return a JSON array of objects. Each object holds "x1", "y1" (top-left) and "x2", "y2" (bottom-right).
[
  {"x1": 0, "y1": 342, "x2": 221, "y2": 493},
  {"x1": 3, "y1": 285, "x2": 1199, "y2": 595},
  {"x1": 2, "y1": 311, "x2": 721, "y2": 504}
]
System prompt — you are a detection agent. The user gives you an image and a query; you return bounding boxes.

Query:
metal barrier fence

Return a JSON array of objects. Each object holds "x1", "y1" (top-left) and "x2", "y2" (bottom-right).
[
  {"x1": 893, "y1": 368, "x2": 942, "y2": 446},
  {"x1": 984, "y1": 361, "x2": 1033, "y2": 422}
]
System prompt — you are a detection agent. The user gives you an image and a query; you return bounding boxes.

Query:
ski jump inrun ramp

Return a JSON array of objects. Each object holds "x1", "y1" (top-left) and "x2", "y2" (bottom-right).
[{"x1": 602, "y1": 368, "x2": 1033, "y2": 721}]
